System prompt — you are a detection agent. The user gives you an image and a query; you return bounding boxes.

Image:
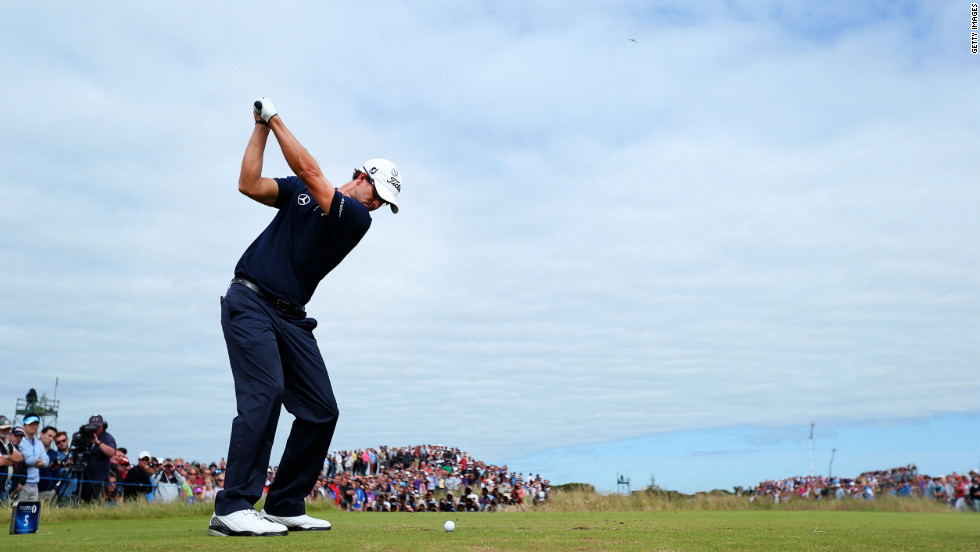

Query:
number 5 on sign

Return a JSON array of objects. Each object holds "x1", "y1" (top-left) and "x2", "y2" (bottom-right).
[{"x1": 9, "y1": 501, "x2": 40, "y2": 534}]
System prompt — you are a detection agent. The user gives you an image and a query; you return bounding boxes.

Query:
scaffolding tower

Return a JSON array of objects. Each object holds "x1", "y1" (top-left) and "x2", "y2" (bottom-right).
[
  {"x1": 616, "y1": 473, "x2": 631, "y2": 495},
  {"x1": 14, "y1": 387, "x2": 60, "y2": 428}
]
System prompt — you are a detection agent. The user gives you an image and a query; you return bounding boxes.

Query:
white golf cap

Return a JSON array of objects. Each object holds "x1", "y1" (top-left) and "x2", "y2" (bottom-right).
[
  {"x1": 362, "y1": 158, "x2": 401, "y2": 214},
  {"x1": 138, "y1": 451, "x2": 152, "y2": 460}
]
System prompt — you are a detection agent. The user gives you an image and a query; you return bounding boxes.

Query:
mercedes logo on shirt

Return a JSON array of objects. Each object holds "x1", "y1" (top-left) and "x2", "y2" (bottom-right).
[{"x1": 297, "y1": 194, "x2": 310, "y2": 205}]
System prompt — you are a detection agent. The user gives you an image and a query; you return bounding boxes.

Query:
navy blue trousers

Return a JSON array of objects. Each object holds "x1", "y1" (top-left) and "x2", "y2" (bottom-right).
[{"x1": 214, "y1": 284, "x2": 339, "y2": 517}]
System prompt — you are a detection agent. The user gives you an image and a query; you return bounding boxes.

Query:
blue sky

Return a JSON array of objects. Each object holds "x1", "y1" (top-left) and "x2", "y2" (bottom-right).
[{"x1": 1, "y1": 1, "x2": 977, "y2": 494}]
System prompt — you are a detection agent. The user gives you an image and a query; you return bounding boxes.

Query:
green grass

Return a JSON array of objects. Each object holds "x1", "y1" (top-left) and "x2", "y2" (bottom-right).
[{"x1": 5, "y1": 503, "x2": 978, "y2": 551}]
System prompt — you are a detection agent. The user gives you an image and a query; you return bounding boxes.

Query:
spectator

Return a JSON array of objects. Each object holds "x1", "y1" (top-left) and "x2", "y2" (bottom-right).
[
  {"x1": 440, "y1": 493, "x2": 456, "y2": 512},
  {"x1": 511, "y1": 485, "x2": 525, "y2": 510},
  {"x1": 0, "y1": 417, "x2": 25, "y2": 503},
  {"x1": 105, "y1": 474, "x2": 120, "y2": 503},
  {"x1": 326, "y1": 476, "x2": 342, "y2": 508},
  {"x1": 109, "y1": 448, "x2": 126, "y2": 483},
  {"x1": 953, "y1": 474, "x2": 970, "y2": 512},
  {"x1": 968, "y1": 472, "x2": 980, "y2": 513},
  {"x1": 6, "y1": 428, "x2": 28, "y2": 499},
  {"x1": 81, "y1": 414, "x2": 117, "y2": 503},
  {"x1": 37, "y1": 425, "x2": 58, "y2": 499},
  {"x1": 187, "y1": 465, "x2": 204, "y2": 503},
  {"x1": 153, "y1": 459, "x2": 187, "y2": 504},
  {"x1": 16, "y1": 415, "x2": 49, "y2": 502},
  {"x1": 748, "y1": 464, "x2": 980, "y2": 511},
  {"x1": 344, "y1": 451, "x2": 355, "y2": 475},
  {"x1": 3, "y1": 435, "x2": 554, "y2": 513},
  {"x1": 52, "y1": 430, "x2": 74, "y2": 500},
  {"x1": 930, "y1": 477, "x2": 947, "y2": 502},
  {"x1": 115, "y1": 457, "x2": 131, "y2": 500},
  {"x1": 338, "y1": 473, "x2": 355, "y2": 510},
  {"x1": 124, "y1": 451, "x2": 154, "y2": 502},
  {"x1": 352, "y1": 478, "x2": 365, "y2": 511},
  {"x1": 190, "y1": 465, "x2": 207, "y2": 503}
]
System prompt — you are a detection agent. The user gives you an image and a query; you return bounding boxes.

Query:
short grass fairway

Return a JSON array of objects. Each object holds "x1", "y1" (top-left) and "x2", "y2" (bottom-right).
[{"x1": 5, "y1": 507, "x2": 978, "y2": 551}]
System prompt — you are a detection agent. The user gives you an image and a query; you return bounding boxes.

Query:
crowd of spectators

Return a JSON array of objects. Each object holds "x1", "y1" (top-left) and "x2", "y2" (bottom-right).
[
  {"x1": 746, "y1": 464, "x2": 980, "y2": 512},
  {"x1": 304, "y1": 445, "x2": 551, "y2": 512},
  {"x1": 1, "y1": 417, "x2": 549, "y2": 512},
  {"x1": 0, "y1": 413, "x2": 229, "y2": 505}
]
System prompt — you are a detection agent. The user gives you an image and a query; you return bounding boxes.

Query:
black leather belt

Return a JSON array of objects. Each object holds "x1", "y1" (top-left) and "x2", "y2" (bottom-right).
[{"x1": 230, "y1": 278, "x2": 306, "y2": 318}]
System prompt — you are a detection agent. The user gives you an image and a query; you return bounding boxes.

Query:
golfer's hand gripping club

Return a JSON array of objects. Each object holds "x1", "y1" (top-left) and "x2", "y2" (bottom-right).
[{"x1": 254, "y1": 97, "x2": 278, "y2": 123}]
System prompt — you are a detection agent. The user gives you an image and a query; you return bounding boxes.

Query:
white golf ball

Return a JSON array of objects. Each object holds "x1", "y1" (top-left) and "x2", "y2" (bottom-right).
[{"x1": 444, "y1": 520, "x2": 455, "y2": 532}]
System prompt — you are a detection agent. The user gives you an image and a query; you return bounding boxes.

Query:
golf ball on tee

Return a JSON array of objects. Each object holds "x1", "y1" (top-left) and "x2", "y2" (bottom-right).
[{"x1": 444, "y1": 520, "x2": 455, "y2": 532}]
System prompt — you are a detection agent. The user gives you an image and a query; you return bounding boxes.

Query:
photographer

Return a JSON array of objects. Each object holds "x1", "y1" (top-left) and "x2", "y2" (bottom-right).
[
  {"x1": 153, "y1": 459, "x2": 187, "y2": 504},
  {"x1": 51, "y1": 431, "x2": 75, "y2": 499},
  {"x1": 81, "y1": 415, "x2": 116, "y2": 502}
]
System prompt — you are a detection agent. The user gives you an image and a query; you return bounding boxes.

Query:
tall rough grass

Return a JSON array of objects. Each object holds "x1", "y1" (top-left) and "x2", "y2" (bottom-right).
[
  {"x1": 28, "y1": 490, "x2": 958, "y2": 523},
  {"x1": 537, "y1": 490, "x2": 958, "y2": 513},
  {"x1": 31, "y1": 499, "x2": 217, "y2": 522}
]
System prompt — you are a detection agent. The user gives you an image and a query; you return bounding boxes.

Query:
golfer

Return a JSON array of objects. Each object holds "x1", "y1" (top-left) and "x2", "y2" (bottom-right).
[{"x1": 209, "y1": 97, "x2": 401, "y2": 537}]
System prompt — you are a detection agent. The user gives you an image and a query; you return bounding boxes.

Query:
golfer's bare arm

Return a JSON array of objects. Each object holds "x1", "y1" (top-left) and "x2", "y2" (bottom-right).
[
  {"x1": 239, "y1": 114, "x2": 279, "y2": 206},
  {"x1": 267, "y1": 115, "x2": 337, "y2": 213}
]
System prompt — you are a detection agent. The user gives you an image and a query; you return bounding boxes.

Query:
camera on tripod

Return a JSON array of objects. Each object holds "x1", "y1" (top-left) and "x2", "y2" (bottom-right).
[{"x1": 66, "y1": 420, "x2": 101, "y2": 473}]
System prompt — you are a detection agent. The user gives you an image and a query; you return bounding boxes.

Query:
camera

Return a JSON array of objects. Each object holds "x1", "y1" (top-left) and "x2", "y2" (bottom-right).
[{"x1": 67, "y1": 422, "x2": 101, "y2": 472}]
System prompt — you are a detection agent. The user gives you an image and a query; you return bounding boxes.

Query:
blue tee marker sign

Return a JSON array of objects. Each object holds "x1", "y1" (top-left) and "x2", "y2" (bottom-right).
[{"x1": 10, "y1": 501, "x2": 40, "y2": 534}]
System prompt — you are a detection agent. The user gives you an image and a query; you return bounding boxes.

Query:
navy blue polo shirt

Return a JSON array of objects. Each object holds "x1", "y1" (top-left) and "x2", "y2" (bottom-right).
[
  {"x1": 84, "y1": 430, "x2": 117, "y2": 482},
  {"x1": 235, "y1": 176, "x2": 372, "y2": 305}
]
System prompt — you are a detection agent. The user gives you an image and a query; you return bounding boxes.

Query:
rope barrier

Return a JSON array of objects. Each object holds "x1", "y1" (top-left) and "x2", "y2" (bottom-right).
[{"x1": 13, "y1": 474, "x2": 189, "y2": 488}]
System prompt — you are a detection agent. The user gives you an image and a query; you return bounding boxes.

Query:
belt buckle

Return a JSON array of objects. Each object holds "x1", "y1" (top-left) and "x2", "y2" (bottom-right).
[{"x1": 274, "y1": 299, "x2": 290, "y2": 313}]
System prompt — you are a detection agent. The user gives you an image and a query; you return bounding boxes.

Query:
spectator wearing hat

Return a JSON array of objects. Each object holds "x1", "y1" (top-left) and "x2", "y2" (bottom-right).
[
  {"x1": 124, "y1": 451, "x2": 155, "y2": 501},
  {"x1": 81, "y1": 414, "x2": 117, "y2": 502},
  {"x1": 16, "y1": 415, "x2": 49, "y2": 502},
  {"x1": 114, "y1": 456, "x2": 131, "y2": 500},
  {"x1": 5, "y1": 427, "x2": 28, "y2": 500},
  {"x1": 0, "y1": 416, "x2": 25, "y2": 502}
]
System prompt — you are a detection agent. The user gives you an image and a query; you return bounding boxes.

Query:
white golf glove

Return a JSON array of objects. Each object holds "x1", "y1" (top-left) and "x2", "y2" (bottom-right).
[{"x1": 253, "y1": 97, "x2": 278, "y2": 123}]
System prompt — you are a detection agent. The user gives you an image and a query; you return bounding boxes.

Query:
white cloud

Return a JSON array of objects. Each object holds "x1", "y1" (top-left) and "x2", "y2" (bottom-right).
[{"x1": 1, "y1": 1, "x2": 975, "y2": 479}]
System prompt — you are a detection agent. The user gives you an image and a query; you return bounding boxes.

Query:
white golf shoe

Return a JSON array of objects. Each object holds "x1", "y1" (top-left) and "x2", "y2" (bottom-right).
[
  {"x1": 208, "y1": 509, "x2": 289, "y2": 537},
  {"x1": 260, "y1": 509, "x2": 332, "y2": 531}
]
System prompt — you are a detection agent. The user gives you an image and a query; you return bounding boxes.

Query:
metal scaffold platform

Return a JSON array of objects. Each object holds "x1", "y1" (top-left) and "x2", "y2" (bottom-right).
[{"x1": 14, "y1": 387, "x2": 60, "y2": 428}]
